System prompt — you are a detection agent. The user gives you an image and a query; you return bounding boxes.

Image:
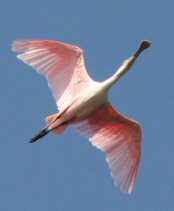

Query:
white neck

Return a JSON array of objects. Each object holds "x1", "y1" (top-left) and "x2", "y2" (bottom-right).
[
  {"x1": 103, "y1": 56, "x2": 137, "y2": 89},
  {"x1": 103, "y1": 40, "x2": 151, "y2": 90}
]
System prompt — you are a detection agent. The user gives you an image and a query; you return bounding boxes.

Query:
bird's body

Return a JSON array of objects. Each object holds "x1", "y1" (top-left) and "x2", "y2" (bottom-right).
[
  {"x1": 62, "y1": 82, "x2": 107, "y2": 119},
  {"x1": 12, "y1": 39, "x2": 150, "y2": 194},
  {"x1": 45, "y1": 82, "x2": 108, "y2": 136}
]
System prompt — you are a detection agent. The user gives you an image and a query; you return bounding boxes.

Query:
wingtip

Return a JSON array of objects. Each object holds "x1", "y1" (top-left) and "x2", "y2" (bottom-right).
[
  {"x1": 11, "y1": 41, "x2": 17, "y2": 52},
  {"x1": 12, "y1": 40, "x2": 30, "y2": 52}
]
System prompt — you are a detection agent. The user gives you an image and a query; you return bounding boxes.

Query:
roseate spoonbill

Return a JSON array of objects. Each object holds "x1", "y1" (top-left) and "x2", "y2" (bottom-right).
[{"x1": 12, "y1": 39, "x2": 150, "y2": 194}]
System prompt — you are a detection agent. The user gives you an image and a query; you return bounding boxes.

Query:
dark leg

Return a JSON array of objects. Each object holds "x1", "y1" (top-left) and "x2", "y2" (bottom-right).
[
  {"x1": 29, "y1": 127, "x2": 51, "y2": 143},
  {"x1": 29, "y1": 118, "x2": 75, "y2": 143}
]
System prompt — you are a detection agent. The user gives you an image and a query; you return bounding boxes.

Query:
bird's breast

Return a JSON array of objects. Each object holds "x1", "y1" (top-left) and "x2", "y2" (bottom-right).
[{"x1": 64, "y1": 84, "x2": 109, "y2": 120}]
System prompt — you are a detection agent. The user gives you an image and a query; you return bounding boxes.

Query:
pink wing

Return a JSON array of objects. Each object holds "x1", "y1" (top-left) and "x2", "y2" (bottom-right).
[
  {"x1": 76, "y1": 104, "x2": 142, "y2": 194},
  {"x1": 12, "y1": 40, "x2": 94, "y2": 111}
]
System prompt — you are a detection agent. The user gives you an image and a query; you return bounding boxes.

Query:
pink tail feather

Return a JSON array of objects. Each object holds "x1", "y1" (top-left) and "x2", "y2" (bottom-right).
[{"x1": 46, "y1": 114, "x2": 67, "y2": 135}]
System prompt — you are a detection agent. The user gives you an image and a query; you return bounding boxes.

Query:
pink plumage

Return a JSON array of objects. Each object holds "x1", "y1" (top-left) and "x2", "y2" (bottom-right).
[
  {"x1": 12, "y1": 39, "x2": 150, "y2": 194},
  {"x1": 76, "y1": 104, "x2": 141, "y2": 193}
]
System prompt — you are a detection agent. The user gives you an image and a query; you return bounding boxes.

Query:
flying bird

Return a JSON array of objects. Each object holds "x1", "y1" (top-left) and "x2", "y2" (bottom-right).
[{"x1": 12, "y1": 39, "x2": 150, "y2": 194}]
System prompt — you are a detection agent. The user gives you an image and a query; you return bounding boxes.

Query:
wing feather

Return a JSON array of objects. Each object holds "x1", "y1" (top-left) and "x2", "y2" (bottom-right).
[
  {"x1": 76, "y1": 104, "x2": 142, "y2": 194},
  {"x1": 12, "y1": 40, "x2": 94, "y2": 111}
]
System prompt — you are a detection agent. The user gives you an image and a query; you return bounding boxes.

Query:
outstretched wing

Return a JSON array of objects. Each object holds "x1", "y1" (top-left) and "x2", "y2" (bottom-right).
[
  {"x1": 76, "y1": 104, "x2": 142, "y2": 194},
  {"x1": 12, "y1": 40, "x2": 94, "y2": 111}
]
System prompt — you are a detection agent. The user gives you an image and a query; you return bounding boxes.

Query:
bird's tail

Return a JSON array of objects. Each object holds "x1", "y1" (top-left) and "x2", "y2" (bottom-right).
[
  {"x1": 30, "y1": 113, "x2": 67, "y2": 143},
  {"x1": 46, "y1": 114, "x2": 67, "y2": 135}
]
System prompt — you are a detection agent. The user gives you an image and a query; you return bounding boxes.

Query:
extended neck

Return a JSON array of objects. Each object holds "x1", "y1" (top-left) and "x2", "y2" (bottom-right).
[{"x1": 104, "y1": 40, "x2": 151, "y2": 89}]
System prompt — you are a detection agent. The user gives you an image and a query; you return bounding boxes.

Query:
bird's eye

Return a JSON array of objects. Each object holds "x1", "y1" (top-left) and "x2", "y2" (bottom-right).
[{"x1": 123, "y1": 60, "x2": 128, "y2": 66}]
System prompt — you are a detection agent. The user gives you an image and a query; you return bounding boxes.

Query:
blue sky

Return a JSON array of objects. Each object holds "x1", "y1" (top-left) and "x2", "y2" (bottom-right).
[{"x1": 1, "y1": 0, "x2": 174, "y2": 210}]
